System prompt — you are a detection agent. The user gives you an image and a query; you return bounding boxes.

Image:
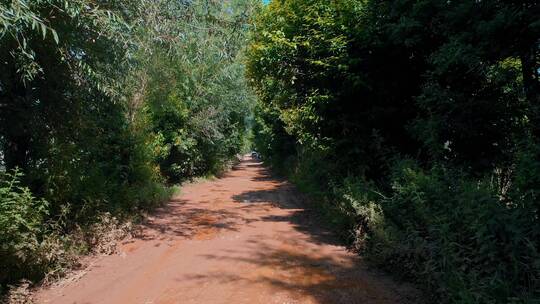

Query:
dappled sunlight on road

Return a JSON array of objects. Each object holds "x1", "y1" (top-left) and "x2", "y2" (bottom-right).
[{"x1": 35, "y1": 156, "x2": 417, "y2": 304}]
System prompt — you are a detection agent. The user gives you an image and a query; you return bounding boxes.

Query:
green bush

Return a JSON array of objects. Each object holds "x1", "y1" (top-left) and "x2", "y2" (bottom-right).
[
  {"x1": 0, "y1": 170, "x2": 48, "y2": 290},
  {"x1": 332, "y1": 161, "x2": 540, "y2": 303},
  {"x1": 247, "y1": 0, "x2": 539, "y2": 302}
]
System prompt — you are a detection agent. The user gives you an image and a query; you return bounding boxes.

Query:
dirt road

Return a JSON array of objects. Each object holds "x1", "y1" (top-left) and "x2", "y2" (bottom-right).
[{"x1": 35, "y1": 156, "x2": 415, "y2": 304}]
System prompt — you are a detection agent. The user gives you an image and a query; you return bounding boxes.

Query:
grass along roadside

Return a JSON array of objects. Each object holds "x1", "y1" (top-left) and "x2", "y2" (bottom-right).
[{"x1": 0, "y1": 177, "x2": 177, "y2": 304}]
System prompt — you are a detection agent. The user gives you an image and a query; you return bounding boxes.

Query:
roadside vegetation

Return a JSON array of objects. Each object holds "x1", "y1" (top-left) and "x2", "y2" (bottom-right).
[
  {"x1": 0, "y1": 0, "x2": 257, "y2": 294},
  {"x1": 247, "y1": 0, "x2": 539, "y2": 303},
  {"x1": 2, "y1": 0, "x2": 539, "y2": 302}
]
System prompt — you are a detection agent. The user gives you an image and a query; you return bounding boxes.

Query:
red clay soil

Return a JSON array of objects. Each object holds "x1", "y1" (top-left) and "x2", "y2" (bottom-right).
[{"x1": 34, "y1": 156, "x2": 417, "y2": 304}]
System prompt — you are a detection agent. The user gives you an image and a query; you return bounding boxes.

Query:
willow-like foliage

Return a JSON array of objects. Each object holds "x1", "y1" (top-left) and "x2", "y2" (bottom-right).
[{"x1": 0, "y1": 0, "x2": 258, "y2": 289}]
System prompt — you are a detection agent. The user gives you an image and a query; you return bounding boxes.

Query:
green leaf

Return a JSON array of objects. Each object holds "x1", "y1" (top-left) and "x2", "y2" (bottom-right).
[
  {"x1": 40, "y1": 22, "x2": 46, "y2": 39},
  {"x1": 51, "y1": 29, "x2": 59, "y2": 44}
]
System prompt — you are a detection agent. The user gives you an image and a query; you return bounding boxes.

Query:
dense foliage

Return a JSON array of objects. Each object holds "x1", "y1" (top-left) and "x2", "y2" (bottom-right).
[
  {"x1": 0, "y1": 0, "x2": 257, "y2": 291},
  {"x1": 247, "y1": 0, "x2": 539, "y2": 302}
]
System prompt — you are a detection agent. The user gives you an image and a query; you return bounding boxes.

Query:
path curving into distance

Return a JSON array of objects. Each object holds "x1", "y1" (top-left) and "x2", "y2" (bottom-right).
[{"x1": 35, "y1": 156, "x2": 417, "y2": 304}]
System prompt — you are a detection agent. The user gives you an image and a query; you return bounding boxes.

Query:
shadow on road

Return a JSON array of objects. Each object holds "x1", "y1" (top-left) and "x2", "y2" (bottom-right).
[
  {"x1": 136, "y1": 157, "x2": 418, "y2": 303},
  {"x1": 182, "y1": 242, "x2": 382, "y2": 303},
  {"x1": 132, "y1": 200, "x2": 245, "y2": 241}
]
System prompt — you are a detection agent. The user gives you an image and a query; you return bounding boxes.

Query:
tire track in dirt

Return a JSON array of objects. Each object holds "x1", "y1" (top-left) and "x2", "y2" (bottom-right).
[{"x1": 35, "y1": 156, "x2": 417, "y2": 304}]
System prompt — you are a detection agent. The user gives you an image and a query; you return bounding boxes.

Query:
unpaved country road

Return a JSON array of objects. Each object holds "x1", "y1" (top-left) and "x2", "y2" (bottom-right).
[{"x1": 35, "y1": 156, "x2": 416, "y2": 304}]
